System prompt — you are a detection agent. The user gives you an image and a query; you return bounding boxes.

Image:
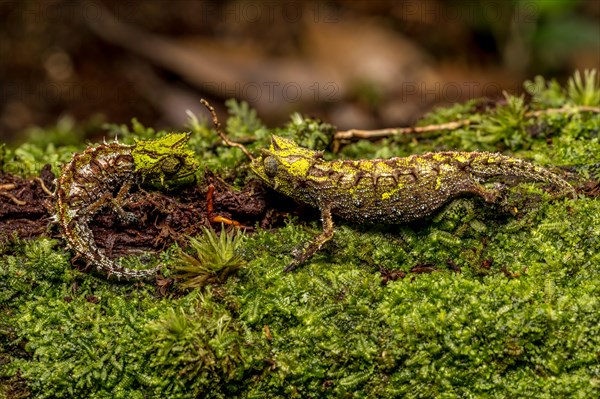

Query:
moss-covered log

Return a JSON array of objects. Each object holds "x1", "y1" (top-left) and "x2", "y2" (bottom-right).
[{"x1": 1, "y1": 72, "x2": 599, "y2": 398}]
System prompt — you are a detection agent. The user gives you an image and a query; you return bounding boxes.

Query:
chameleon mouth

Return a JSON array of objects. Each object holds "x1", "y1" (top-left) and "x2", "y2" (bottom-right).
[
  {"x1": 250, "y1": 156, "x2": 264, "y2": 172},
  {"x1": 158, "y1": 170, "x2": 197, "y2": 188},
  {"x1": 177, "y1": 170, "x2": 197, "y2": 178},
  {"x1": 161, "y1": 169, "x2": 196, "y2": 181}
]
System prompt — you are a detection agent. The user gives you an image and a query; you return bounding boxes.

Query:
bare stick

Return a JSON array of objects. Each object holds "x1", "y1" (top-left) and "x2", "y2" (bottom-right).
[
  {"x1": 525, "y1": 105, "x2": 600, "y2": 117},
  {"x1": 333, "y1": 105, "x2": 600, "y2": 151},
  {"x1": 200, "y1": 99, "x2": 254, "y2": 161},
  {"x1": 334, "y1": 120, "x2": 470, "y2": 147}
]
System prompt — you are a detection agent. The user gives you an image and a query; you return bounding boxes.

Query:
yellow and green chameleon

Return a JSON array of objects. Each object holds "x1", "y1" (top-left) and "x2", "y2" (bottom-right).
[
  {"x1": 54, "y1": 133, "x2": 198, "y2": 279},
  {"x1": 54, "y1": 102, "x2": 575, "y2": 279}
]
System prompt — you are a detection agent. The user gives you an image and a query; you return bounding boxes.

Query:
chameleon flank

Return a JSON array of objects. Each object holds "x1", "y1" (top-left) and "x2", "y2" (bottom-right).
[
  {"x1": 55, "y1": 133, "x2": 199, "y2": 279},
  {"x1": 252, "y1": 136, "x2": 576, "y2": 271}
]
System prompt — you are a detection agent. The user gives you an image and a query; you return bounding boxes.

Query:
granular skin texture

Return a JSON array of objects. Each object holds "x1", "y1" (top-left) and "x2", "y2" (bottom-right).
[
  {"x1": 251, "y1": 136, "x2": 575, "y2": 270},
  {"x1": 55, "y1": 133, "x2": 199, "y2": 280}
]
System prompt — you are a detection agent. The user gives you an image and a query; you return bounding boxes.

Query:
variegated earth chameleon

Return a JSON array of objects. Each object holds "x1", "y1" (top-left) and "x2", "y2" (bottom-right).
[
  {"x1": 54, "y1": 133, "x2": 199, "y2": 279},
  {"x1": 201, "y1": 100, "x2": 576, "y2": 272},
  {"x1": 253, "y1": 136, "x2": 576, "y2": 271}
]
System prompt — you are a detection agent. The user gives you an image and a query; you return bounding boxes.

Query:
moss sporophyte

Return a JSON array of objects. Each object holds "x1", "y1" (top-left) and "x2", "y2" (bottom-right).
[
  {"x1": 54, "y1": 133, "x2": 199, "y2": 280},
  {"x1": 201, "y1": 100, "x2": 576, "y2": 272}
]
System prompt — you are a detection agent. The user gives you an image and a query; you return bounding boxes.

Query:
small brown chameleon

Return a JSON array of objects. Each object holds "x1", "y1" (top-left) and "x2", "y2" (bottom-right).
[
  {"x1": 55, "y1": 133, "x2": 199, "y2": 279},
  {"x1": 200, "y1": 100, "x2": 576, "y2": 272}
]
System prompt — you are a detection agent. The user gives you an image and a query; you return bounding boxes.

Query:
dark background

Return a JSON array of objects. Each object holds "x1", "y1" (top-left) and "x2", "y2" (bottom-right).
[{"x1": 1, "y1": 0, "x2": 599, "y2": 143}]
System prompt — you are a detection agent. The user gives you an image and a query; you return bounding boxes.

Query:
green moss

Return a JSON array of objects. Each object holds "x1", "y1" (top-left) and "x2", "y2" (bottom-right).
[
  {"x1": 173, "y1": 225, "x2": 246, "y2": 289},
  {"x1": 1, "y1": 71, "x2": 599, "y2": 398}
]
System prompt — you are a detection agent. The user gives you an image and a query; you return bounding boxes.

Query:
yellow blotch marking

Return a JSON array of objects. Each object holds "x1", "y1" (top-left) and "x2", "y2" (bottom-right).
[
  {"x1": 285, "y1": 158, "x2": 312, "y2": 176},
  {"x1": 432, "y1": 153, "x2": 447, "y2": 162},
  {"x1": 358, "y1": 162, "x2": 374, "y2": 172},
  {"x1": 453, "y1": 153, "x2": 471, "y2": 163},
  {"x1": 381, "y1": 190, "x2": 394, "y2": 200},
  {"x1": 374, "y1": 162, "x2": 394, "y2": 174},
  {"x1": 330, "y1": 162, "x2": 345, "y2": 173},
  {"x1": 413, "y1": 157, "x2": 427, "y2": 166},
  {"x1": 380, "y1": 180, "x2": 403, "y2": 201}
]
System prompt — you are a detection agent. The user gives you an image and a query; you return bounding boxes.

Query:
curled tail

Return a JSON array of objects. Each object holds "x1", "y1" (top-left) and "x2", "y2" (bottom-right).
[
  {"x1": 467, "y1": 152, "x2": 577, "y2": 199},
  {"x1": 66, "y1": 220, "x2": 160, "y2": 280}
]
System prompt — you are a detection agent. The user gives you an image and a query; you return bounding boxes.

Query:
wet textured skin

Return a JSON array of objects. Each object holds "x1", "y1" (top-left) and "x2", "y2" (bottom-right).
[
  {"x1": 55, "y1": 133, "x2": 199, "y2": 280},
  {"x1": 251, "y1": 136, "x2": 576, "y2": 271}
]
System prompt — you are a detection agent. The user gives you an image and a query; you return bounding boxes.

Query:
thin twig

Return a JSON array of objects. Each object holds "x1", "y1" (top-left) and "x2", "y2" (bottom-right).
[
  {"x1": 332, "y1": 105, "x2": 600, "y2": 152},
  {"x1": 334, "y1": 120, "x2": 471, "y2": 150},
  {"x1": 525, "y1": 105, "x2": 600, "y2": 117},
  {"x1": 200, "y1": 99, "x2": 254, "y2": 161}
]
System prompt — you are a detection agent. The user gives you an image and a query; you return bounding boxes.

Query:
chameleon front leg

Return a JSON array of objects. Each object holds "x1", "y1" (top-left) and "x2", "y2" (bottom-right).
[
  {"x1": 78, "y1": 191, "x2": 114, "y2": 218},
  {"x1": 76, "y1": 182, "x2": 136, "y2": 224},
  {"x1": 111, "y1": 181, "x2": 138, "y2": 224},
  {"x1": 466, "y1": 180, "x2": 503, "y2": 203},
  {"x1": 284, "y1": 204, "x2": 335, "y2": 272}
]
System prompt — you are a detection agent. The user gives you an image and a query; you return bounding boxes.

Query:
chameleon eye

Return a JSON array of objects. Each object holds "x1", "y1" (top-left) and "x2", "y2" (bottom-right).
[
  {"x1": 161, "y1": 157, "x2": 182, "y2": 175},
  {"x1": 263, "y1": 156, "x2": 278, "y2": 178}
]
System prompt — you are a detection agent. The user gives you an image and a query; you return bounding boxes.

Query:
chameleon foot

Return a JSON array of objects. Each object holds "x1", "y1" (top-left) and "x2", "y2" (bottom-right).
[
  {"x1": 110, "y1": 198, "x2": 139, "y2": 225},
  {"x1": 284, "y1": 205, "x2": 334, "y2": 272},
  {"x1": 469, "y1": 182, "x2": 503, "y2": 203},
  {"x1": 118, "y1": 211, "x2": 139, "y2": 225}
]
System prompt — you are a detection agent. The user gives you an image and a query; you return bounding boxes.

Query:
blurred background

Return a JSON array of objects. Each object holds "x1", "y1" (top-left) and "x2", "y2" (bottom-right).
[{"x1": 0, "y1": 0, "x2": 598, "y2": 144}]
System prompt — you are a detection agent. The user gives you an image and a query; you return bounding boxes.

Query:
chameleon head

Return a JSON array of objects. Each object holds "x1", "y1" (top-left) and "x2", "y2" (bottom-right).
[
  {"x1": 251, "y1": 136, "x2": 323, "y2": 198},
  {"x1": 132, "y1": 133, "x2": 199, "y2": 188}
]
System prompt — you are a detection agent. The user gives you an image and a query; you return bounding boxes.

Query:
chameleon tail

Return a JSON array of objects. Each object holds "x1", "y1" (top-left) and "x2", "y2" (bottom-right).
[
  {"x1": 468, "y1": 152, "x2": 576, "y2": 199},
  {"x1": 67, "y1": 221, "x2": 160, "y2": 280}
]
